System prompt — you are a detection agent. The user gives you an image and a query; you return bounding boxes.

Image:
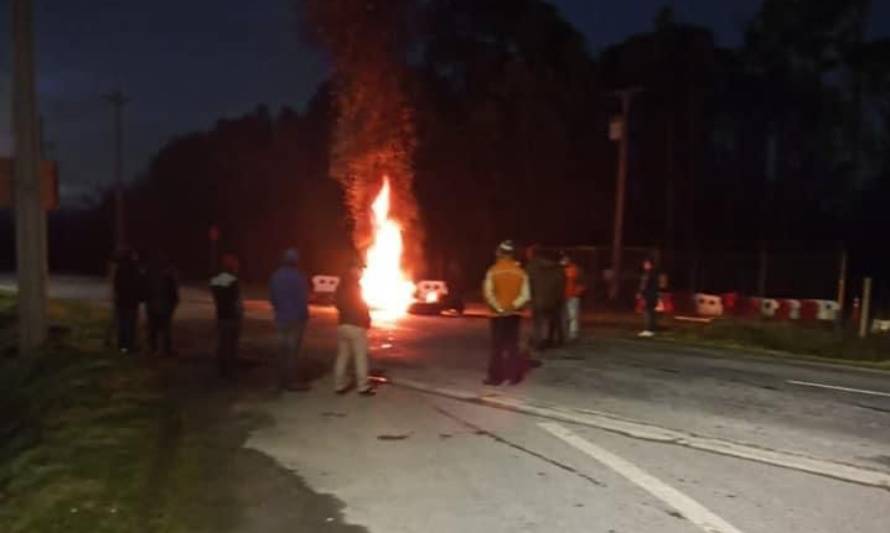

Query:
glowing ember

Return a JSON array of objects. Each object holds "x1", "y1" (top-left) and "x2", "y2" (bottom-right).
[{"x1": 361, "y1": 177, "x2": 415, "y2": 322}]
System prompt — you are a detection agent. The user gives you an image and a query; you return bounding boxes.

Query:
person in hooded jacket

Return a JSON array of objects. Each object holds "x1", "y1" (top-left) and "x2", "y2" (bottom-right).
[{"x1": 269, "y1": 248, "x2": 310, "y2": 391}]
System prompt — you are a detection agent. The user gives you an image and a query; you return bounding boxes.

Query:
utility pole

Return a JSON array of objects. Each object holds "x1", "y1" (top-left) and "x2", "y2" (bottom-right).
[
  {"x1": 104, "y1": 90, "x2": 128, "y2": 251},
  {"x1": 609, "y1": 87, "x2": 642, "y2": 302},
  {"x1": 12, "y1": 0, "x2": 48, "y2": 354}
]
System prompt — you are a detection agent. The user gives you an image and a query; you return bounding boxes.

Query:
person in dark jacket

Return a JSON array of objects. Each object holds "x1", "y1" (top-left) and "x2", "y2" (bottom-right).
[
  {"x1": 334, "y1": 259, "x2": 374, "y2": 395},
  {"x1": 525, "y1": 246, "x2": 566, "y2": 349},
  {"x1": 269, "y1": 248, "x2": 310, "y2": 391},
  {"x1": 145, "y1": 253, "x2": 180, "y2": 356},
  {"x1": 637, "y1": 258, "x2": 659, "y2": 337},
  {"x1": 113, "y1": 249, "x2": 143, "y2": 354},
  {"x1": 211, "y1": 253, "x2": 243, "y2": 379}
]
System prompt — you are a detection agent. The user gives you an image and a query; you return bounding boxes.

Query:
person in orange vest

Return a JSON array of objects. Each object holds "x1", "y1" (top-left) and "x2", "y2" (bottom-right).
[
  {"x1": 560, "y1": 253, "x2": 586, "y2": 342},
  {"x1": 482, "y1": 240, "x2": 531, "y2": 385}
]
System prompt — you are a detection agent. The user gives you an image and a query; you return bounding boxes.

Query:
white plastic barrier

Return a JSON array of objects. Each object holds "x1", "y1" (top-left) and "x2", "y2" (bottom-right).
[
  {"x1": 785, "y1": 299, "x2": 801, "y2": 320},
  {"x1": 761, "y1": 298, "x2": 780, "y2": 318},
  {"x1": 814, "y1": 300, "x2": 840, "y2": 321},
  {"x1": 312, "y1": 275, "x2": 340, "y2": 294},
  {"x1": 694, "y1": 293, "x2": 724, "y2": 317},
  {"x1": 872, "y1": 320, "x2": 890, "y2": 334},
  {"x1": 416, "y1": 280, "x2": 449, "y2": 303}
]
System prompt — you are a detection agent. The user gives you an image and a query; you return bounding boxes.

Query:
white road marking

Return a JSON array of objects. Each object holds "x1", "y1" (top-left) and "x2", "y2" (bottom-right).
[
  {"x1": 786, "y1": 380, "x2": 890, "y2": 398},
  {"x1": 540, "y1": 422, "x2": 745, "y2": 533},
  {"x1": 392, "y1": 377, "x2": 890, "y2": 490}
]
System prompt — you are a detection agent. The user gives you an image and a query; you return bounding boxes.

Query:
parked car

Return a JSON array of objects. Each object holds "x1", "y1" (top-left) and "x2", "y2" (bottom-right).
[{"x1": 408, "y1": 280, "x2": 464, "y2": 316}]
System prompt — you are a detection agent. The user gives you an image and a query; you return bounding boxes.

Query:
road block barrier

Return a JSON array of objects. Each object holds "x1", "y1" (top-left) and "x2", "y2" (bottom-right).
[{"x1": 694, "y1": 293, "x2": 724, "y2": 317}]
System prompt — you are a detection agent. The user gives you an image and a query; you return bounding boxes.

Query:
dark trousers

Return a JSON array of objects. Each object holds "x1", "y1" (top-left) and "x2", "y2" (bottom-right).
[
  {"x1": 147, "y1": 312, "x2": 174, "y2": 354},
  {"x1": 547, "y1": 305, "x2": 564, "y2": 347},
  {"x1": 217, "y1": 319, "x2": 242, "y2": 378},
  {"x1": 488, "y1": 315, "x2": 522, "y2": 383},
  {"x1": 277, "y1": 320, "x2": 307, "y2": 387},
  {"x1": 116, "y1": 306, "x2": 138, "y2": 352},
  {"x1": 643, "y1": 305, "x2": 657, "y2": 331}
]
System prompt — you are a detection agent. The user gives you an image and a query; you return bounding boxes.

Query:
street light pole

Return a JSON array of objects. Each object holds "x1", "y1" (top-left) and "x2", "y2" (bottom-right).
[
  {"x1": 11, "y1": 0, "x2": 48, "y2": 354},
  {"x1": 609, "y1": 87, "x2": 642, "y2": 302},
  {"x1": 104, "y1": 90, "x2": 128, "y2": 251}
]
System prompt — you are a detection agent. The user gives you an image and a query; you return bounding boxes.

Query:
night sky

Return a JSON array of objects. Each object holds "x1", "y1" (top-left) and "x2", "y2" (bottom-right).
[{"x1": 1, "y1": 0, "x2": 888, "y2": 205}]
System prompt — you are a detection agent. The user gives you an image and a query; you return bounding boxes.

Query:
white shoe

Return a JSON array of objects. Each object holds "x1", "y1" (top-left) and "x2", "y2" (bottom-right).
[{"x1": 638, "y1": 330, "x2": 655, "y2": 338}]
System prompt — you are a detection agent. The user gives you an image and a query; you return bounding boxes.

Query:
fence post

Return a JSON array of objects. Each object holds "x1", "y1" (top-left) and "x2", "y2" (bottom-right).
[{"x1": 859, "y1": 277, "x2": 872, "y2": 339}]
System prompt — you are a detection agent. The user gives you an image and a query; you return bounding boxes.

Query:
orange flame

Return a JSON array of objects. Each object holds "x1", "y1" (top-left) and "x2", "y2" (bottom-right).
[{"x1": 361, "y1": 177, "x2": 415, "y2": 322}]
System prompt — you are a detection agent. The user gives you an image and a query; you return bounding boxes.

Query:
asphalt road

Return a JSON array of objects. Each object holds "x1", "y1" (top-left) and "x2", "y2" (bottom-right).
[{"x1": 4, "y1": 276, "x2": 890, "y2": 532}]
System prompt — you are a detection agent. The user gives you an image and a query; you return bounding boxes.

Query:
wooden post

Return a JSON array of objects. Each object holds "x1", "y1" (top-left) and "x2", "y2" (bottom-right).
[
  {"x1": 12, "y1": 0, "x2": 48, "y2": 354},
  {"x1": 859, "y1": 277, "x2": 872, "y2": 339},
  {"x1": 609, "y1": 88, "x2": 642, "y2": 302}
]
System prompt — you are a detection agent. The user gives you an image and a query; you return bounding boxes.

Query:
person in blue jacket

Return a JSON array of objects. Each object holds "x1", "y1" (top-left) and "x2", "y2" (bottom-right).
[{"x1": 269, "y1": 248, "x2": 310, "y2": 391}]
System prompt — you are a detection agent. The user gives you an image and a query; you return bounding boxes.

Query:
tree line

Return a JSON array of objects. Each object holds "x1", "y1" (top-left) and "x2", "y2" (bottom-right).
[{"x1": 5, "y1": 0, "x2": 887, "y2": 303}]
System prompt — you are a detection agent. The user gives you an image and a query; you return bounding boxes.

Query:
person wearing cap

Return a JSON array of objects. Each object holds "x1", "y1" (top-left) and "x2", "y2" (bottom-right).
[
  {"x1": 482, "y1": 240, "x2": 531, "y2": 385},
  {"x1": 334, "y1": 258, "x2": 374, "y2": 395},
  {"x1": 270, "y1": 248, "x2": 311, "y2": 391},
  {"x1": 561, "y1": 253, "x2": 586, "y2": 342},
  {"x1": 211, "y1": 253, "x2": 244, "y2": 379}
]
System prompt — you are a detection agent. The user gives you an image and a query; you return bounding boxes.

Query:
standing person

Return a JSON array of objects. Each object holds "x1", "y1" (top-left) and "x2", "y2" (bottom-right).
[
  {"x1": 145, "y1": 253, "x2": 180, "y2": 356},
  {"x1": 211, "y1": 254, "x2": 244, "y2": 379},
  {"x1": 334, "y1": 258, "x2": 374, "y2": 395},
  {"x1": 561, "y1": 253, "x2": 586, "y2": 342},
  {"x1": 525, "y1": 246, "x2": 565, "y2": 349},
  {"x1": 113, "y1": 249, "x2": 143, "y2": 354},
  {"x1": 483, "y1": 240, "x2": 531, "y2": 385},
  {"x1": 637, "y1": 257, "x2": 659, "y2": 338},
  {"x1": 269, "y1": 248, "x2": 310, "y2": 391}
]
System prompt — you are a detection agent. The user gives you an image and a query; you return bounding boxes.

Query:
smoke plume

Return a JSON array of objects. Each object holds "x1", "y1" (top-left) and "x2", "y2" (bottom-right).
[{"x1": 298, "y1": 0, "x2": 424, "y2": 274}]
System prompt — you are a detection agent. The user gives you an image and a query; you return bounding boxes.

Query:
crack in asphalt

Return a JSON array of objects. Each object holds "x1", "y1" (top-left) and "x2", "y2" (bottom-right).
[{"x1": 432, "y1": 404, "x2": 607, "y2": 488}]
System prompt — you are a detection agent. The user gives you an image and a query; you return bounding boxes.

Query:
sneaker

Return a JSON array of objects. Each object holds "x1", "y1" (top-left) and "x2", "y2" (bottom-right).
[{"x1": 638, "y1": 330, "x2": 655, "y2": 338}]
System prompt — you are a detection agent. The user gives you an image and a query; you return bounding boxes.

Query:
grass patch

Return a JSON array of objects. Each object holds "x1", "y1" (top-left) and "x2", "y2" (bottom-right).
[
  {"x1": 0, "y1": 293, "x2": 238, "y2": 533},
  {"x1": 661, "y1": 318, "x2": 890, "y2": 364}
]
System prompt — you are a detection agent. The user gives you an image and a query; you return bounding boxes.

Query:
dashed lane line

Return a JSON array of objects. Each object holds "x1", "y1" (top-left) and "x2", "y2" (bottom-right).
[{"x1": 786, "y1": 380, "x2": 890, "y2": 398}]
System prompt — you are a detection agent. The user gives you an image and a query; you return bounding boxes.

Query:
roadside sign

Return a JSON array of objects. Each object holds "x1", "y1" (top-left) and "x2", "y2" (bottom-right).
[{"x1": 0, "y1": 157, "x2": 59, "y2": 210}]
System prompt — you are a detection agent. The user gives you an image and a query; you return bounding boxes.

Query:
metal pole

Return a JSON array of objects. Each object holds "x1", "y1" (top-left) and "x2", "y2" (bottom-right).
[
  {"x1": 609, "y1": 88, "x2": 641, "y2": 302},
  {"x1": 104, "y1": 90, "x2": 128, "y2": 251},
  {"x1": 12, "y1": 0, "x2": 48, "y2": 354},
  {"x1": 859, "y1": 277, "x2": 872, "y2": 339},
  {"x1": 837, "y1": 248, "x2": 847, "y2": 320}
]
